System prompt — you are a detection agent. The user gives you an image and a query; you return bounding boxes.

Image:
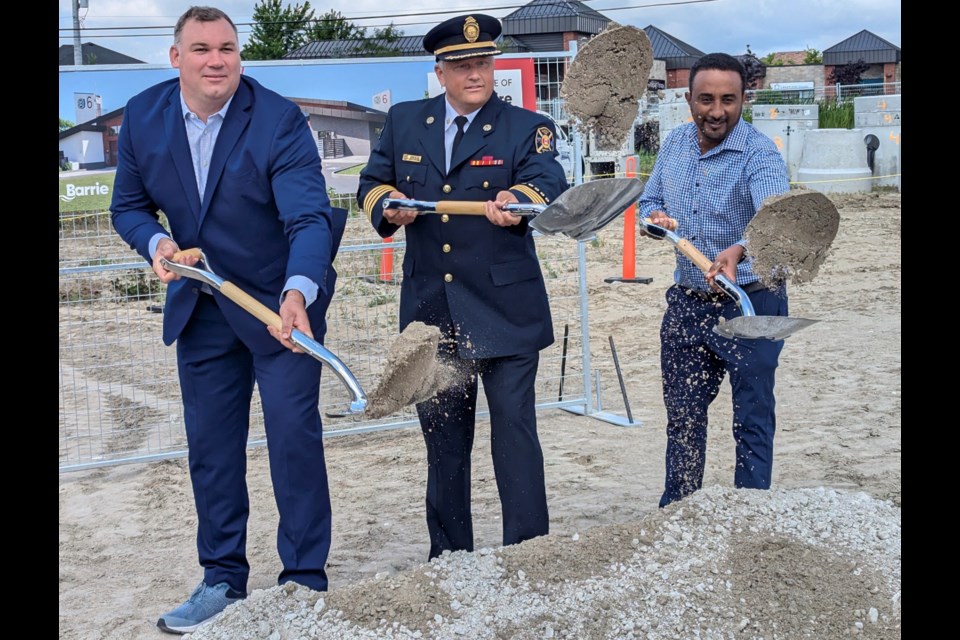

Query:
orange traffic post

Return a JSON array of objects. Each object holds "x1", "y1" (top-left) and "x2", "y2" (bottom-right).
[
  {"x1": 622, "y1": 155, "x2": 638, "y2": 280},
  {"x1": 379, "y1": 236, "x2": 394, "y2": 282},
  {"x1": 603, "y1": 155, "x2": 653, "y2": 285}
]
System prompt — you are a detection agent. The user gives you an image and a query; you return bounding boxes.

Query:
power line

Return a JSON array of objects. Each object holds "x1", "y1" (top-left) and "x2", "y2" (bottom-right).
[{"x1": 58, "y1": 0, "x2": 720, "y2": 38}]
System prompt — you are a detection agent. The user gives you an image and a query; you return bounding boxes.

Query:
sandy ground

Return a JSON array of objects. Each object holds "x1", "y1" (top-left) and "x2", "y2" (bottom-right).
[{"x1": 58, "y1": 191, "x2": 901, "y2": 639}]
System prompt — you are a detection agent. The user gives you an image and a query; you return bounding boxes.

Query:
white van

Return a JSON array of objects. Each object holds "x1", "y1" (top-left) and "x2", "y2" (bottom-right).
[{"x1": 537, "y1": 110, "x2": 575, "y2": 181}]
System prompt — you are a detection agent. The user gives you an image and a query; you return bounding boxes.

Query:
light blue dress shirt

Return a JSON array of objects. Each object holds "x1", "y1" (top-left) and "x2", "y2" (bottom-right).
[{"x1": 150, "y1": 92, "x2": 317, "y2": 306}]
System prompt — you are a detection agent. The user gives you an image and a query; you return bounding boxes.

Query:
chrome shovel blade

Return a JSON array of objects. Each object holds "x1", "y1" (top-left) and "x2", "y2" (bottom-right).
[{"x1": 713, "y1": 316, "x2": 819, "y2": 341}]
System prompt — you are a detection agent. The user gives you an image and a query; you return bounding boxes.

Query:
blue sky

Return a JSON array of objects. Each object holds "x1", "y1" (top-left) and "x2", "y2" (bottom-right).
[
  {"x1": 59, "y1": 58, "x2": 438, "y2": 122},
  {"x1": 59, "y1": 0, "x2": 901, "y2": 122}
]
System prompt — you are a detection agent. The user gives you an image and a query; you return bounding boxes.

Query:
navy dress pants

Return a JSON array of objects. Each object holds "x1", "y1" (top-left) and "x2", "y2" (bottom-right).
[
  {"x1": 658, "y1": 285, "x2": 786, "y2": 508},
  {"x1": 416, "y1": 347, "x2": 548, "y2": 560},
  {"x1": 176, "y1": 293, "x2": 332, "y2": 592}
]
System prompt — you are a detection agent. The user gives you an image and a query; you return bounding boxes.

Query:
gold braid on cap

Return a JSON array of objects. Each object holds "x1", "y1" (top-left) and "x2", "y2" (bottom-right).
[{"x1": 434, "y1": 41, "x2": 496, "y2": 55}]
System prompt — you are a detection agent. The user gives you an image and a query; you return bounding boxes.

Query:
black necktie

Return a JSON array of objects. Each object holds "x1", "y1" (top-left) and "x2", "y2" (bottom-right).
[{"x1": 451, "y1": 115, "x2": 468, "y2": 160}]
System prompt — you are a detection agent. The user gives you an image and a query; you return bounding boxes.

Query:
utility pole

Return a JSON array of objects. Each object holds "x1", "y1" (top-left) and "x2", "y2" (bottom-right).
[{"x1": 72, "y1": 0, "x2": 85, "y2": 65}]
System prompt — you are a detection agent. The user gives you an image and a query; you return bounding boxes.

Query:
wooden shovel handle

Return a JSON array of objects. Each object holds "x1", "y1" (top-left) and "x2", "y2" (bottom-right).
[
  {"x1": 674, "y1": 238, "x2": 714, "y2": 274},
  {"x1": 172, "y1": 247, "x2": 282, "y2": 331},
  {"x1": 173, "y1": 247, "x2": 204, "y2": 261},
  {"x1": 433, "y1": 201, "x2": 489, "y2": 216},
  {"x1": 219, "y1": 282, "x2": 283, "y2": 331}
]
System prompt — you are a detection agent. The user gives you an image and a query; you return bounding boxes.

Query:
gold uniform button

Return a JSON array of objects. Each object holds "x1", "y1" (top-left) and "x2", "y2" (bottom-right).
[
  {"x1": 441, "y1": 214, "x2": 450, "y2": 223},
  {"x1": 482, "y1": 181, "x2": 490, "y2": 189},
  {"x1": 405, "y1": 175, "x2": 411, "y2": 182},
  {"x1": 442, "y1": 184, "x2": 452, "y2": 194},
  {"x1": 442, "y1": 243, "x2": 451, "y2": 253},
  {"x1": 444, "y1": 273, "x2": 453, "y2": 283},
  {"x1": 426, "y1": 116, "x2": 435, "y2": 124}
]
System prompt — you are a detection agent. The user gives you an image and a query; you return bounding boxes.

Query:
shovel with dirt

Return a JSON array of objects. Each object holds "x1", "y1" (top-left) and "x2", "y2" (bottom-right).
[
  {"x1": 639, "y1": 189, "x2": 840, "y2": 340},
  {"x1": 384, "y1": 176, "x2": 645, "y2": 241},
  {"x1": 160, "y1": 251, "x2": 461, "y2": 419},
  {"x1": 161, "y1": 249, "x2": 369, "y2": 416}
]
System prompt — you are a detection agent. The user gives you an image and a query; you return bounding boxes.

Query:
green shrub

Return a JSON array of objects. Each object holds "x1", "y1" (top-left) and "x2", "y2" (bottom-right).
[
  {"x1": 818, "y1": 98, "x2": 854, "y2": 129},
  {"x1": 636, "y1": 151, "x2": 657, "y2": 177}
]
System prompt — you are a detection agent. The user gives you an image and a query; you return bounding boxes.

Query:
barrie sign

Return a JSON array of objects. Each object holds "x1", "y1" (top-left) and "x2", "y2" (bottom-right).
[{"x1": 60, "y1": 182, "x2": 110, "y2": 202}]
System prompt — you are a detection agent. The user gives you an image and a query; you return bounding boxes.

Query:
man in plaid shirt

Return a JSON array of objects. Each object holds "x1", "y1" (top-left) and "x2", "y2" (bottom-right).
[{"x1": 639, "y1": 53, "x2": 790, "y2": 507}]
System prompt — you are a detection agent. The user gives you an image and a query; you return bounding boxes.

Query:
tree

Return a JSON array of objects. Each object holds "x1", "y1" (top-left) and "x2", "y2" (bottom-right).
[
  {"x1": 59, "y1": 117, "x2": 75, "y2": 132},
  {"x1": 736, "y1": 54, "x2": 766, "y2": 89},
  {"x1": 243, "y1": 3, "x2": 405, "y2": 59},
  {"x1": 242, "y1": 0, "x2": 315, "y2": 60},
  {"x1": 760, "y1": 52, "x2": 784, "y2": 66},
  {"x1": 307, "y1": 9, "x2": 364, "y2": 42},
  {"x1": 357, "y1": 23, "x2": 404, "y2": 56},
  {"x1": 803, "y1": 47, "x2": 822, "y2": 65},
  {"x1": 829, "y1": 58, "x2": 869, "y2": 85}
]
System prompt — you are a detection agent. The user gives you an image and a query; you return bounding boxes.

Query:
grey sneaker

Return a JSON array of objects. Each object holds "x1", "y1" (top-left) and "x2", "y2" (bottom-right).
[{"x1": 156, "y1": 581, "x2": 246, "y2": 634}]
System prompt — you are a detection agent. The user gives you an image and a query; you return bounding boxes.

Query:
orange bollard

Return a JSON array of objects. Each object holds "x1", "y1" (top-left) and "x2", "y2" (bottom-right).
[
  {"x1": 622, "y1": 156, "x2": 638, "y2": 280},
  {"x1": 603, "y1": 155, "x2": 653, "y2": 285},
  {"x1": 379, "y1": 236, "x2": 394, "y2": 282}
]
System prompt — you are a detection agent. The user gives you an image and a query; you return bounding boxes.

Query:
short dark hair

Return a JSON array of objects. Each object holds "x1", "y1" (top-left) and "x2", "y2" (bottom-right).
[
  {"x1": 174, "y1": 6, "x2": 238, "y2": 46},
  {"x1": 689, "y1": 53, "x2": 747, "y2": 93}
]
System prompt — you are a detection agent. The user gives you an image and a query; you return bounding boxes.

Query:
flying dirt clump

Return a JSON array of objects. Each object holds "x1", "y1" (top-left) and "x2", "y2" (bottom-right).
[
  {"x1": 561, "y1": 25, "x2": 653, "y2": 150},
  {"x1": 747, "y1": 189, "x2": 841, "y2": 287},
  {"x1": 363, "y1": 322, "x2": 455, "y2": 419}
]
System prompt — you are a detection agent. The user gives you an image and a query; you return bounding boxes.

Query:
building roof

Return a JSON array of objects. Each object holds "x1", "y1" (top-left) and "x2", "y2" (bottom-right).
[
  {"x1": 58, "y1": 107, "x2": 125, "y2": 140},
  {"x1": 285, "y1": 35, "x2": 425, "y2": 59},
  {"x1": 499, "y1": 35, "x2": 532, "y2": 54},
  {"x1": 824, "y1": 30, "x2": 900, "y2": 65},
  {"x1": 59, "y1": 43, "x2": 145, "y2": 66},
  {"x1": 289, "y1": 98, "x2": 386, "y2": 122},
  {"x1": 502, "y1": 0, "x2": 611, "y2": 38},
  {"x1": 642, "y1": 25, "x2": 704, "y2": 70}
]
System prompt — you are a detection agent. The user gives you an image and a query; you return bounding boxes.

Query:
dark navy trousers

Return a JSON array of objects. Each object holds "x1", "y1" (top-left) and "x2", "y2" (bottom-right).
[
  {"x1": 176, "y1": 293, "x2": 332, "y2": 592},
  {"x1": 658, "y1": 284, "x2": 786, "y2": 508},
  {"x1": 416, "y1": 348, "x2": 548, "y2": 559}
]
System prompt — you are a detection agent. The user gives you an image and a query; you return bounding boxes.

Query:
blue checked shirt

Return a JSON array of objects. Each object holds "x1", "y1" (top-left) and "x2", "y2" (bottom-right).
[{"x1": 639, "y1": 119, "x2": 789, "y2": 292}]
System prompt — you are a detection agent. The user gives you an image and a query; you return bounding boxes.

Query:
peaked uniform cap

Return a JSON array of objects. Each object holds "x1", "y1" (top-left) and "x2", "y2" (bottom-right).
[{"x1": 423, "y1": 14, "x2": 503, "y2": 61}]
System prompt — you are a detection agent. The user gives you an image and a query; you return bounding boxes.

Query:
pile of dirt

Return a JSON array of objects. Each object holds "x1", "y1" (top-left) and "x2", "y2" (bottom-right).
[
  {"x1": 561, "y1": 25, "x2": 653, "y2": 150},
  {"x1": 747, "y1": 189, "x2": 841, "y2": 287},
  {"x1": 188, "y1": 486, "x2": 901, "y2": 639}
]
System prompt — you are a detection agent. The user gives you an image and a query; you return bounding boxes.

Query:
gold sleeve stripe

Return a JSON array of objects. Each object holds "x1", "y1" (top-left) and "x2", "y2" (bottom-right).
[
  {"x1": 362, "y1": 185, "x2": 395, "y2": 221},
  {"x1": 511, "y1": 184, "x2": 546, "y2": 204}
]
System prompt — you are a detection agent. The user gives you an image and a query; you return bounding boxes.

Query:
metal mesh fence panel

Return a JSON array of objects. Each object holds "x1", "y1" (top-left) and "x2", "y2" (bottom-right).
[{"x1": 59, "y1": 203, "x2": 588, "y2": 471}]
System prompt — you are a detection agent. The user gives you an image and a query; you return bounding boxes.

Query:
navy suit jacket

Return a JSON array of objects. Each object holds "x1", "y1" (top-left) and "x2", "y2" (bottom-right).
[
  {"x1": 358, "y1": 94, "x2": 568, "y2": 359},
  {"x1": 111, "y1": 76, "x2": 343, "y2": 354}
]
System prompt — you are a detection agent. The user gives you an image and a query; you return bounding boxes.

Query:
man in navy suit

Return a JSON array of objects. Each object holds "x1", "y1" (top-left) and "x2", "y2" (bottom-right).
[
  {"x1": 358, "y1": 14, "x2": 568, "y2": 560},
  {"x1": 110, "y1": 6, "x2": 341, "y2": 633}
]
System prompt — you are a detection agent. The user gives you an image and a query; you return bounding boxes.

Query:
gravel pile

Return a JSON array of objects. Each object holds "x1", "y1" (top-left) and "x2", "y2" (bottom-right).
[{"x1": 189, "y1": 486, "x2": 901, "y2": 639}]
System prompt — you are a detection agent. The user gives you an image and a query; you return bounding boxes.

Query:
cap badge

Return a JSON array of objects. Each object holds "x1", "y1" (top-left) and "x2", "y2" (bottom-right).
[{"x1": 463, "y1": 17, "x2": 480, "y2": 43}]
